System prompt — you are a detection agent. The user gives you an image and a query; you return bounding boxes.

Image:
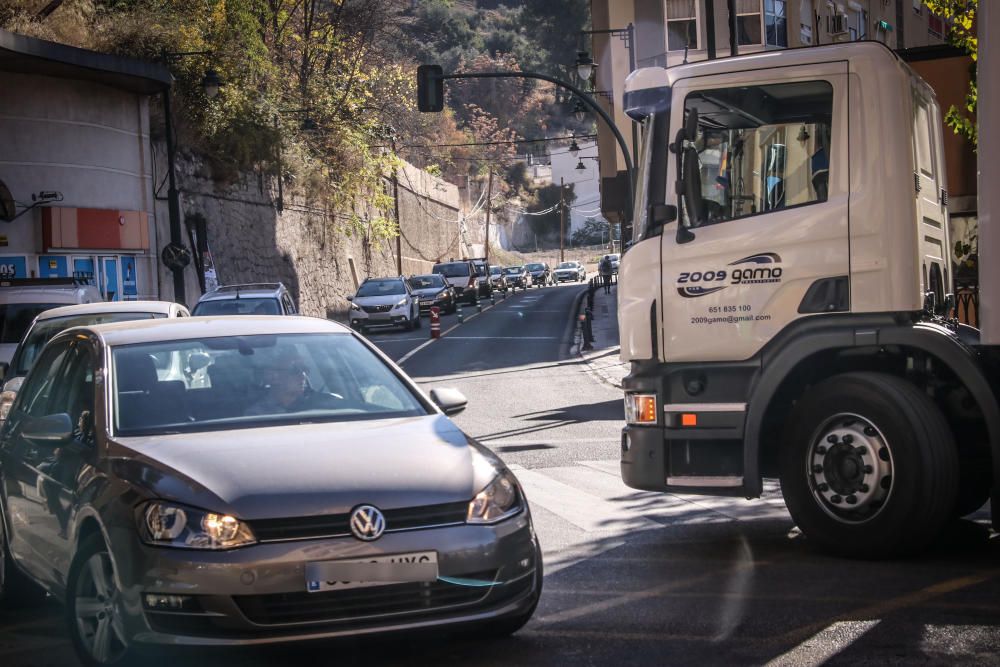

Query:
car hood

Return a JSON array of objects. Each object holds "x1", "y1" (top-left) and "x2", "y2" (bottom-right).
[
  {"x1": 110, "y1": 416, "x2": 499, "y2": 520},
  {"x1": 353, "y1": 294, "x2": 407, "y2": 307},
  {"x1": 411, "y1": 287, "x2": 447, "y2": 298}
]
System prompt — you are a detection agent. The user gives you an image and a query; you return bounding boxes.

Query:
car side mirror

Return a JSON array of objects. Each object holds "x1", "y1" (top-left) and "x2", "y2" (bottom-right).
[
  {"x1": 23, "y1": 413, "x2": 73, "y2": 445},
  {"x1": 430, "y1": 387, "x2": 468, "y2": 416},
  {"x1": 346, "y1": 295, "x2": 353, "y2": 301}
]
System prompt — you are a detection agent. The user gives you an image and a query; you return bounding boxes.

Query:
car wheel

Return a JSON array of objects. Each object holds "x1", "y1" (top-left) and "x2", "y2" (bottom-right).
[
  {"x1": 414, "y1": 309, "x2": 422, "y2": 329},
  {"x1": 67, "y1": 534, "x2": 136, "y2": 666},
  {"x1": 779, "y1": 372, "x2": 959, "y2": 558},
  {"x1": 0, "y1": 513, "x2": 47, "y2": 608}
]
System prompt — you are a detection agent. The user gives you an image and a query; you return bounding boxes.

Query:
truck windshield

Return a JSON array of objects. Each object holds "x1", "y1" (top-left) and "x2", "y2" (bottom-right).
[{"x1": 632, "y1": 106, "x2": 670, "y2": 244}]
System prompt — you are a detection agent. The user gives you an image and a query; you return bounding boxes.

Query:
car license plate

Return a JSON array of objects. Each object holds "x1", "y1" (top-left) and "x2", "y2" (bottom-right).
[
  {"x1": 305, "y1": 551, "x2": 438, "y2": 592},
  {"x1": 421, "y1": 300, "x2": 434, "y2": 305}
]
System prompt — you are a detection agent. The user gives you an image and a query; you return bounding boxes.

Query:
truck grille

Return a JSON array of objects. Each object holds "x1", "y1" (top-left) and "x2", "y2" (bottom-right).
[
  {"x1": 248, "y1": 501, "x2": 469, "y2": 542},
  {"x1": 233, "y1": 572, "x2": 496, "y2": 625}
]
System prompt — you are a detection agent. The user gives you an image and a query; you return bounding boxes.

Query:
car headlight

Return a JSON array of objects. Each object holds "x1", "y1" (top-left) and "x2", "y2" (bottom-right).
[
  {"x1": 140, "y1": 501, "x2": 256, "y2": 550},
  {"x1": 467, "y1": 470, "x2": 523, "y2": 524},
  {"x1": 350, "y1": 302, "x2": 363, "y2": 312},
  {"x1": 395, "y1": 298, "x2": 408, "y2": 308}
]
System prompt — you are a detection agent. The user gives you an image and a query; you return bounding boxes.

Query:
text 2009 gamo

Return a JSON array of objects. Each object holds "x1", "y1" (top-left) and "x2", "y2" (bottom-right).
[{"x1": 677, "y1": 266, "x2": 783, "y2": 286}]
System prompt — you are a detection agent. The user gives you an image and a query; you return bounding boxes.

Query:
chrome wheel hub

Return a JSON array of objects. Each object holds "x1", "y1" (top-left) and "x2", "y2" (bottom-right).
[
  {"x1": 808, "y1": 413, "x2": 894, "y2": 524},
  {"x1": 75, "y1": 552, "x2": 127, "y2": 664}
]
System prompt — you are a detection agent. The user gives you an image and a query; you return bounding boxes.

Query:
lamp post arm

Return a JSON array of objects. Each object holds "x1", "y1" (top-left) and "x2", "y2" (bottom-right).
[{"x1": 441, "y1": 70, "x2": 634, "y2": 224}]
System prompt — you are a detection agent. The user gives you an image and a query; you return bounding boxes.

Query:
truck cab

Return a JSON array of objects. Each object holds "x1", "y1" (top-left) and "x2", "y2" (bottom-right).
[{"x1": 618, "y1": 42, "x2": 999, "y2": 558}]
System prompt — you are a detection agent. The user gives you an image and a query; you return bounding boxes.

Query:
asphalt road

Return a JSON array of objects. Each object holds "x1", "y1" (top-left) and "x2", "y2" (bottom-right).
[{"x1": 2, "y1": 282, "x2": 998, "y2": 666}]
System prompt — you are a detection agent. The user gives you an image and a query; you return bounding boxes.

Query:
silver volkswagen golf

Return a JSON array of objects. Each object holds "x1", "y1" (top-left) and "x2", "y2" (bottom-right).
[{"x1": 0, "y1": 317, "x2": 540, "y2": 665}]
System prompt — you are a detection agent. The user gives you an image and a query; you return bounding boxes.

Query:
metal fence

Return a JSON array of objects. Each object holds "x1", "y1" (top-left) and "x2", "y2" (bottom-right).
[{"x1": 954, "y1": 284, "x2": 979, "y2": 328}]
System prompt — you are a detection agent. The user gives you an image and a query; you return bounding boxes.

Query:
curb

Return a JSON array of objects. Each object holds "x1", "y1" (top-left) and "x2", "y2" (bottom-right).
[{"x1": 571, "y1": 287, "x2": 627, "y2": 390}]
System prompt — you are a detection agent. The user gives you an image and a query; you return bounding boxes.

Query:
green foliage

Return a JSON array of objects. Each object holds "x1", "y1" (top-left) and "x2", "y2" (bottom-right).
[
  {"x1": 572, "y1": 217, "x2": 614, "y2": 246},
  {"x1": 923, "y1": 0, "x2": 977, "y2": 147},
  {"x1": 524, "y1": 182, "x2": 575, "y2": 242}
]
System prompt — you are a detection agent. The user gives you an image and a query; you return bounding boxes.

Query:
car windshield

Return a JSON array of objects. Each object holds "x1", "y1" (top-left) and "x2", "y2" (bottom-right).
[
  {"x1": 408, "y1": 275, "x2": 445, "y2": 290},
  {"x1": 193, "y1": 298, "x2": 279, "y2": 316},
  {"x1": 472, "y1": 263, "x2": 487, "y2": 276},
  {"x1": 12, "y1": 312, "x2": 163, "y2": 376},
  {"x1": 112, "y1": 333, "x2": 428, "y2": 436},
  {"x1": 356, "y1": 280, "x2": 405, "y2": 297},
  {"x1": 0, "y1": 303, "x2": 64, "y2": 344},
  {"x1": 504, "y1": 267, "x2": 522, "y2": 275},
  {"x1": 557, "y1": 262, "x2": 575, "y2": 269},
  {"x1": 526, "y1": 263, "x2": 544, "y2": 271},
  {"x1": 490, "y1": 267, "x2": 502, "y2": 275},
  {"x1": 433, "y1": 262, "x2": 470, "y2": 277}
]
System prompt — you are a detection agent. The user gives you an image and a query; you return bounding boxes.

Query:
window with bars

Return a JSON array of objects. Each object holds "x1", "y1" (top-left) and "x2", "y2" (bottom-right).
[{"x1": 666, "y1": 0, "x2": 699, "y2": 51}]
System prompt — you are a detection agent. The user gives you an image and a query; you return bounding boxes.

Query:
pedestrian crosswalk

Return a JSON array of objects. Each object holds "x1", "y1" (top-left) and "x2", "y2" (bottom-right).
[{"x1": 508, "y1": 459, "x2": 793, "y2": 574}]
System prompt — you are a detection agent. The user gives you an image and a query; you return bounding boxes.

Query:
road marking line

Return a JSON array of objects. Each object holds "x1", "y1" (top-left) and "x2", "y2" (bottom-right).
[
  {"x1": 764, "y1": 621, "x2": 881, "y2": 667},
  {"x1": 479, "y1": 438, "x2": 615, "y2": 445},
  {"x1": 445, "y1": 336, "x2": 558, "y2": 340},
  {"x1": 395, "y1": 298, "x2": 499, "y2": 365},
  {"x1": 508, "y1": 464, "x2": 661, "y2": 533}
]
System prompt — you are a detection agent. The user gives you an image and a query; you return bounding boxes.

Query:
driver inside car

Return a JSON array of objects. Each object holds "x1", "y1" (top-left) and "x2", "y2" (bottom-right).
[{"x1": 244, "y1": 348, "x2": 343, "y2": 416}]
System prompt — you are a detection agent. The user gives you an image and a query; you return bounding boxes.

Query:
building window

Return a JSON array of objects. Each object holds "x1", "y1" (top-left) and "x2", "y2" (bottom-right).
[
  {"x1": 737, "y1": 0, "x2": 763, "y2": 45},
  {"x1": 848, "y1": 8, "x2": 866, "y2": 40},
  {"x1": 765, "y1": 0, "x2": 788, "y2": 46},
  {"x1": 666, "y1": 0, "x2": 699, "y2": 51},
  {"x1": 928, "y1": 13, "x2": 944, "y2": 38}
]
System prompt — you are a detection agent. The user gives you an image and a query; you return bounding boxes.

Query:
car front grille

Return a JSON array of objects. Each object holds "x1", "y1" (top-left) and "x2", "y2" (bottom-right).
[
  {"x1": 233, "y1": 571, "x2": 496, "y2": 625},
  {"x1": 361, "y1": 304, "x2": 393, "y2": 313},
  {"x1": 248, "y1": 501, "x2": 469, "y2": 542}
]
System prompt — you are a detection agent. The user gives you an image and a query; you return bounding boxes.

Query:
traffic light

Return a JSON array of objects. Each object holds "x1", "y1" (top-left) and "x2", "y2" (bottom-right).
[{"x1": 417, "y1": 64, "x2": 444, "y2": 113}]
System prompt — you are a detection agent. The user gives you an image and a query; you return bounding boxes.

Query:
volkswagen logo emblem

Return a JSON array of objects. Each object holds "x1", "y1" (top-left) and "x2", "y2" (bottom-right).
[{"x1": 350, "y1": 505, "x2": 386, "y2": 541}]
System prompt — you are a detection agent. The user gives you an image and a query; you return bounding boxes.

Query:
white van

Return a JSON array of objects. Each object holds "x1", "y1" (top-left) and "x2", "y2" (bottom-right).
[{"x1": 0, "y1": 278, "x2": 102, "y2": 367}]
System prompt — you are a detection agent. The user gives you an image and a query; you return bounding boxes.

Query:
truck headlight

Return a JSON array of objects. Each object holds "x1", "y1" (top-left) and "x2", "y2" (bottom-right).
[
  {"x1": 141, "y1": 502, "x2": 256, "y2": 550},
  {"x1": 467, "y1": 470, "x2": 523, "y2": 524},
  {"x1": 625, "y1": 393, "x2": 658, "y2": 425}
]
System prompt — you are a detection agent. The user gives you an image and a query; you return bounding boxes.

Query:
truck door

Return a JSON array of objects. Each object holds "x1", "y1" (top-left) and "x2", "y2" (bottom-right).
[
  {"x1": 659, "y1": 64, "x2": 849, "y2": 363},
  {"x1": 911, "y1": 86, "x2": 950, "y2": 311}
]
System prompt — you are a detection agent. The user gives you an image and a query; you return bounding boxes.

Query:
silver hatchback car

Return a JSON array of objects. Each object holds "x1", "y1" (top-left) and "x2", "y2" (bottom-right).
[{"x1": 0, "y1": 317, "x2": 540, "y2": 665}]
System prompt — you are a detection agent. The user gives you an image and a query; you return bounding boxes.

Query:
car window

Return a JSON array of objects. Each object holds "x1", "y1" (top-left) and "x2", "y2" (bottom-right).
[
  {"x1": 504, "y1": 267, "x2": 522, "y2": 274},
  {"x1": 525, "y1": 264, "x2": 544, "y2": 271},
  {"x1": 557, "y1": 263, "x2": 574, "y2": 269},
  {"x1": 111, "y1": 333, "x2": 428, "y2": 435},
  {"x1": 356, "y1": 280, "x2": 406, "y2": 297},
  {"x1": 193, "y1": 298, "x2": 281, "y2": 316},
  {"x1": 12, "y1": 312, "x2": 161, "y2": 377},
  {"x1": 53, "y1": 344, "x2": 97, "y2": 447},
  {"x1": 433, "y1": 263, "x2": 471, "y2": 278},
  {"x1": 408, "y1": 275, "x2": 444, "y2": 289},
  {"x1": 14, "y1": 340, "x2": 72, "y2": 419},
  {"x1": 0, "y1": 303, "x2": 64, "y2": 344},
  {"x1": 490, "y1": 267, "x2": 502, "y2": 275}
]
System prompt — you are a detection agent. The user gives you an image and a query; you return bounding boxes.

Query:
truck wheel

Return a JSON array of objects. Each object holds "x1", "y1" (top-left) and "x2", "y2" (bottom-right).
[{"x1": 779, "y1": 372, "x2": 958, "y2": 558}]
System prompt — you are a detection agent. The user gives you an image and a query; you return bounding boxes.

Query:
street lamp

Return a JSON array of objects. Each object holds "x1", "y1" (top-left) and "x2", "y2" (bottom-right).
[
  {"x1": 574, "y1": 51, "x2": 596, "y2": 82},
  {"x1": 160, "y1": 49, "x2": 222, "y2": 304},
  {"x1": 571, "y1": 99, "x2": 589, "y2": 122},
  {"x1": 568, "y1": 139, "x2": 581, "y2": 157}
]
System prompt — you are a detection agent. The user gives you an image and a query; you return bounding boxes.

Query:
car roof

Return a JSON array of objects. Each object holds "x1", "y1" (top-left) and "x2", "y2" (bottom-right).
[
  {"x1": 197, "y1": 284, "x2": 285, "y2": 302},
  {"x1": 73, "y1": 315, "x2": 350, "y2": 347},
  {"x1": 34, "y1": 300, "x2": 184, "y2": 320}
]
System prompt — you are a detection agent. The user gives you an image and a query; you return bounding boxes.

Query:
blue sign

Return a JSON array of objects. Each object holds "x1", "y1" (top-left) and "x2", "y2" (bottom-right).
[
  {"x1": 39, "y1": 255, "x2": 68, "y2": 278},
  {"x1": 0, "y1": 256, "x2": 28, "y2": 280},
  {"x1": 121, "y1": 256, "x2": 138, "y2": 298}
]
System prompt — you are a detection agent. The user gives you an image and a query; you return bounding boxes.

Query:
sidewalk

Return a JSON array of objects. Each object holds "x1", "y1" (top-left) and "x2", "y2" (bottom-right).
[{"x1": 572, "y1": 281, "x2": 629, "y2": 389}]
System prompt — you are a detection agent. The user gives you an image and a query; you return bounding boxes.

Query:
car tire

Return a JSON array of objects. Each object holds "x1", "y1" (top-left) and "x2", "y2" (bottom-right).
[
  {"x1": 779, "y1": 372, "x2": 959, "y2": 559},
  {"x1": 413, "y1": 310, "x2": 422, "y2": 329},
  {"x1": 0, "y1": 513, "x2": 48, "y2": 608},
  {"x1": 67, "y1": 533, "x2": 138, "y2": 666}
]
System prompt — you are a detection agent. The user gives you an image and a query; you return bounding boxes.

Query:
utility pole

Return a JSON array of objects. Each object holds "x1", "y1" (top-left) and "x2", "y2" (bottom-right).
[
  {"x1": 391, "y1": 136, "x2": 402, "y2": 276},
  {"x1": 484, "y1": 170, "x2": 494, "y2": 262},
  {"x1": 559, "y1": 177, "x2": 566, "y2": 264}
]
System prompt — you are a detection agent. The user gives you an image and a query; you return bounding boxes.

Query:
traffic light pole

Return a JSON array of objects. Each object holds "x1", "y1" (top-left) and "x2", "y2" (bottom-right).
[{"x1": 427, "y1": 69, "x2": 634, "y2": 226}]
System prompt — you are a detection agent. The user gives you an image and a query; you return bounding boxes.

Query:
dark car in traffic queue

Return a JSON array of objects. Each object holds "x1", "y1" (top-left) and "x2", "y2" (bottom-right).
[
  {"x1": 432, "y1": 260, "x2": 480, "y2": 305},
  {"x1": 503, "y1": 266, "x2": 529, "y2": 291},
  {"x1": 0, "y1": 316, "x2": 542, "y2": 666},
  {"x1": 525, "y1": 263, "x2": 553, "y2": 288},
  {"x1": 407, "y1": 274, "x2": 457, "y2": 314}
]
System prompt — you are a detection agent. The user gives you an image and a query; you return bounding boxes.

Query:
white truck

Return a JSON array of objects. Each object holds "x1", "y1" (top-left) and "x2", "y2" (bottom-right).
[{"x1": 618, "y1": 40, "x2": 998, "y2": 558}]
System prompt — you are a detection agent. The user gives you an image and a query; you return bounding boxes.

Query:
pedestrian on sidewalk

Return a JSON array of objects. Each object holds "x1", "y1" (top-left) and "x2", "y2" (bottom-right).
[{"x1": 599, "y1": 255, "x2": 613, "y2": 295}]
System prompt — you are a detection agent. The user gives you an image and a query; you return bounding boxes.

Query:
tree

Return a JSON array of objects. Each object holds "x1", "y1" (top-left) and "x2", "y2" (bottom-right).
[
  {"x1": 924, "y1": 0, "x2": 977, "y2": 147},
  {"x1": 523, "y1": 182, "x2": 575, "y2": 243}
]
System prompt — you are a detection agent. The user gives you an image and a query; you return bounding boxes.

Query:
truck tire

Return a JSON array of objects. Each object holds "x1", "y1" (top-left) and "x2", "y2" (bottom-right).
[{"x1": 779, "y1": 372, "x2": 959, "y2": 558}]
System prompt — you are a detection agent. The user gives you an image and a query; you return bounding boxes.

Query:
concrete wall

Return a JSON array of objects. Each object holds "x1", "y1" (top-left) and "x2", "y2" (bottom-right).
[
  {"x1": 0, "y1": 70, "x2": 157, "y2": 294},
  {"x1": 162, "y1": 153, "x2": 474, "y2": 321}
]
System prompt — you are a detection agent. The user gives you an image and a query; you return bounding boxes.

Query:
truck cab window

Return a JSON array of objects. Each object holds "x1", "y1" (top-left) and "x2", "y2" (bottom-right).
[{"x1": 683, "y1": 80, "x2": 833, "y2": 227}]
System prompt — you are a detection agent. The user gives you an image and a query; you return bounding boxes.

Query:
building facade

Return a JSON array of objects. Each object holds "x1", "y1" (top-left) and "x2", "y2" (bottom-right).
[{"x1": 0, "y1": 29, "x2": 169, "y2": 300}]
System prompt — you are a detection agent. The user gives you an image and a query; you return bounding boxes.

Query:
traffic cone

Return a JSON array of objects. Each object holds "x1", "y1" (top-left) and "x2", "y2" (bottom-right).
[
  {"x1": 457, "y1": 300, "x2": 463, "y2": 323},
  {"x1": 430, "y1": 306, "x2": 441, "y2": 339}
]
